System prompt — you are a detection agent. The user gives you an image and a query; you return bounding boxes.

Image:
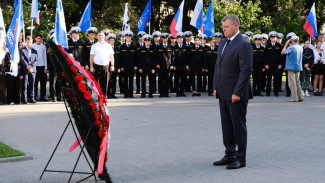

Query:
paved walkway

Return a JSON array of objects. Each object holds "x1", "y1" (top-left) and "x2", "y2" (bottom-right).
[{"x1": 0, "y1": 92, "x2": 325, "y2": 183}]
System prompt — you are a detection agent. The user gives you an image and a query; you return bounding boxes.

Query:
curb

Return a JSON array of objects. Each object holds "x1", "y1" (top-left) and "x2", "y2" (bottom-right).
[{"x1": 0, "y1": 155, "x2": 33, "y2": 163}]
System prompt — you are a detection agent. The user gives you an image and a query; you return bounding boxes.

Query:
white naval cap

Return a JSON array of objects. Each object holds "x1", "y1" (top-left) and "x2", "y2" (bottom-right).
[
  {"x1": 252, "y1": 34, "x2": 262, "y2": 41},
  {"x1": 86, "y1": 27, "x2": 98, "y2": 35},
  {"x1": 143, "y1": 34, "x2": 153, "y2": 41},
  {"x1": 268, "y1": 31, "x2": 277, "y2": 37},
  {"x1": 291, "y1": 36, "x2": 299, "y2": 41},
  {"x1": 161, "y1": 33, "x2": 169, "y2": 38},
  {"x1": 68, "y1": 27, "x2": 81, "y2": 35},
  {"x1": 199, "y1": 34, "x2": 208, "y2": 39},
  {"x1": 261, "y1": 33, "x2": 269, "y2": 40},
  {"x1": 102, "y1": 29, "x2": 110, "y2": 36},
  {"x1": 137, "y1": 31, "x2": 146, "y2": 37},
  {"x1": 175, "y1": 32, "x2": 184, "y2": 38},
  {"x1": 122, "y1": 30, "x2": 134, "y2": 37},
  {"x1": 118, "y1": 31, "x2": 123, "y2": 37},
  {"x1": 244, "y1": 31, "x2": 254, "y2": 36},
  {"x1": 168, "y1": 34, "x2": 175, "y2": 39},
  {"x1": 107, "y1": 33, "x2": 116, "y2": 40},
  {"x1": 286, "y1": 32, "x2": 296, "y2": 39},
  {"x1": 152, "y1": 31, "x2": 161, "y2": 37},
  {"x1": 184, "y1": 31, "x2": 193, "y2": 37},
  {"x1": 277, "y1": 33, "x2": 284, "y2": 38},
  {"x1": 213, "y1": 32, "x2": 223, "y2": 38}
]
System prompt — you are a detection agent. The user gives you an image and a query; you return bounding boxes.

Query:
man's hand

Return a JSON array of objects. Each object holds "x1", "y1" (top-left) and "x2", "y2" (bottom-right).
[
  {"x1": 110, "y1": 66, "x2": 114, "y2": 72},
  {"x1": 85, "y1": 65, "x2": 89, "y2": 70},
  {"x1": 117, "y1": 69, "x2": 121, "y2": 73},
  {"x1": 139, "y1": 69, "x2": 143, "y2": 73},
  {"x1": 29, "y1": 68, "x2": 33, "y2": 73},
  {"x1": 170, "y1": 66, "x2": 173, "y2": 70},
  {"x1": 262, "y1": 68, "x2": 265, "y2": 72},
  {"x1": 304, "y1": 64, "x2": 309, "y2": 69},
  {"x1": 44, "y1": 69, "x2": 47, "y2": 74},
  {"x1": 156, "y1": 65, "x2": 160, "y2": 69},
  {"x1": 121, "y1": 67, "x2": 124, "y2": 72},
  {"x1": 205, "y1": 69, "x2": 208, "y2": 72},
  {"x1": 152, "y1": 69, "x2": 155, "y2": 74},
  {"x1": 27, "y1": 65, "x2": 32, "y2": 70},
  {"x1": 213, "y1": 90, "x2": 217, "y2": 98},
  {"x1": 202, "y1": 68, "x2": 205, "y2": 72},
  {"x1": 278, "y1": 65, "x2": 282, "y2": 69},
  {"x1": 134, "y1": 66, "x2": 137, "y2": 71},
  {"x1": 232, "y1": 94, "x2": 240, "y2": 103},
  {"x1": 186, "y1": 66, "x2": 189, "y2": 70},
  {"x1": 265, "y1": 65, "x2": 269, "y2": 70},
  {"x1": 90, "y1": 67, "x2": 94, "y2": 73}
]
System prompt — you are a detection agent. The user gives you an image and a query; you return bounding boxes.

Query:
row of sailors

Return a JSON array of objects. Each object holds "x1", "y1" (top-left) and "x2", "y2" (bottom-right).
[{"x1": 55, "y1": 26, "x2": 323, "y2": 98}]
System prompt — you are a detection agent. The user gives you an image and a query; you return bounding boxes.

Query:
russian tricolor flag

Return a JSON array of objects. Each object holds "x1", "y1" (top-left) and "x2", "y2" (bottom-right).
[
  {"x1": 170, "y1": 0, "x2": 184, "y2": 37},
  {"x1": 303, "y1": 3, "x2": 317, "y2": 39},
  {"x1": 190, "y1": 0, "x2": 203, "y2": 33}
]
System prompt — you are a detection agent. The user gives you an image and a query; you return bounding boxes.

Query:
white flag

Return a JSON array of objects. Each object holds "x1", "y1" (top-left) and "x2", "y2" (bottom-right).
[
  {"x1": 122, "y1": 3, "x2": 130, "y2": 32},
  {"x1": 0, "y1": 8, "x2": 6, "y2": 46}
]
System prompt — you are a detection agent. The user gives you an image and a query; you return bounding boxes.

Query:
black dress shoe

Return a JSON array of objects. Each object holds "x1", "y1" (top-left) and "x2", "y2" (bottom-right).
[
  {"x1": 176, "y1": 93, "x2": 180, "y2": 97},
  {"x1": 98, "y1": 172, "x2": 113, "y2": 183},
  {"x1": 111, "y1": 95, "x2": 117, "y2": 99},
  {"x1": 208, "y1": 93, "x2": 212, "y2": 96},
  {"x1": 141, "y1": 95, "x2": 146, "y2": 98},
  {"x1": 22, "y1": 101, "x2": 27, "y2": 104},
  {"x1": 192, "y1": 93, "x2": 196, "y2": 97},
  {"x1": 274, "y1": 92, "x2": 279, "y2": 97},
  {"x1": 256, "y1": 92, "x2": 264, "y2": 96},
  {"x1": 266, "y1": 93, "x2": 270, "y2": 96},
  {"x1": 226, "y1": 160, "x2": 246, "y2": 169},
  {"x1": 197, "y1": 93, "x2": 201, "y2": 96},
  {"x1": 213, "y1": 157, "x2": 234, "y2": 166},
  {"x1": 149, "y1": 94, "x2": 153, "y2": 98},
  {"x1": 40, "y1": 98, "x2": 48, "y2": 102},
  {"x1": 29, "y1": 100, "x2": 36, "y2": 103}
]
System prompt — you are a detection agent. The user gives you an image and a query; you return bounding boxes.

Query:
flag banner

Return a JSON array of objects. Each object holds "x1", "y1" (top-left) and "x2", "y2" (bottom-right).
[
  {"x1": 0, "y1": 8, "x2": 6, "y2": 45},
  {"x1": 31, "y1": 0, "x2": 39, "y2": 20},
  {"x1": 170, "y1": 0, "x2": 185, "y2": 37},
  {"x1": 137, "y1": 0, "x2": 152, "y2": 32},
  {"x1": 35, "y1": 11, "x2": 40, "y2": 25},
  {"x1": 203, "y1": 0, "x2": 214, "y2": 37},
  {"x1": 122, "y1": 3, "x2": 130, "y2": 32},
  {"x1": 190, "y1": 0, "x2": 203, "y2": 33},
  {"x1": 303, "y1": 3, "x2": 317, "y2": 38},
  {"x1": 78, "y1": 0, "x2": 91, "y2": 32},
  {"x1": 54, "y1": 0, "x2": 68, "y2": 49},
  {"x1": 6, "y1": 0, "x2": 24, "y2": 64}
]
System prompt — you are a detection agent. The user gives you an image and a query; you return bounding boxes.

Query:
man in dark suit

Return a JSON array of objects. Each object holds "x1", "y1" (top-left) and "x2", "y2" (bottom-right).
[
  {"x1": 213, "y1": 15, "x2": 253, "y2": 169},
  {"x1": 20, "y1": 36, "x2": 38, "y2": 104}
]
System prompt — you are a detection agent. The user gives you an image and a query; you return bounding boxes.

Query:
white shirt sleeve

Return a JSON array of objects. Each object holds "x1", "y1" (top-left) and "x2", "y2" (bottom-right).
[{"x1": 90, "y1": 44, "x2": 96, "y2": 55}]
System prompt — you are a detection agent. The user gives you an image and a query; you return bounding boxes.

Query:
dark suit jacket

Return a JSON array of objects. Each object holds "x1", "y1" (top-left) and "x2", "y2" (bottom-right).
[
  {"x1": 213, "y1": 32, "x2": 253, "y2": 101},
  {"x1": 20, "y1": 47, "x2": 38, "y2": 74}
]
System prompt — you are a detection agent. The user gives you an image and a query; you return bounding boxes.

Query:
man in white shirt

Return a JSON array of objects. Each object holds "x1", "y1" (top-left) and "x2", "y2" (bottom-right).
[
  {"x1": 317, "y1": 33, "x2": 325, "y2": 51},
  {"x1": 90, "y1": 31, "x2": 115, "y2": 96},
  {"x1": 32, "y1": 33, "x2": 48, "y2": 101}
]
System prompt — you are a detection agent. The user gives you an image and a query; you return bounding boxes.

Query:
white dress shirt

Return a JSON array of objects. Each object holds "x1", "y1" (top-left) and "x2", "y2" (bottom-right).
[
  {"x1": 32, "y1": 43, "x2": 47, "y2": 69},
  {"x1": 90, "y1": 42, "x2": 114, "y2": 66}
]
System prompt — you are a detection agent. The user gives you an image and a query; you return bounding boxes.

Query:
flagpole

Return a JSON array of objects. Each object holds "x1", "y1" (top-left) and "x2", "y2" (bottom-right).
[
  {"x1": 31, "y1": 19, "x2": 33, "y2": 39},
  {"x1": 23, "y1": 26, "x2": 25, "y2": 42},
  {"x1": 149, "y1": 22, "x2": 151, "y2": 35}
]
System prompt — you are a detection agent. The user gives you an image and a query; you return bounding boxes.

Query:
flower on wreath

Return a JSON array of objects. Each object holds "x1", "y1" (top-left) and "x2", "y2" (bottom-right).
[
  {"x1": 95, "y1": 119, "x2": 101, "y2": 127},
  {"x1": 89, "y1": 101, "x2": 97, "y2": 110},
  {"x1": 74, "y1": 74, "x2": 84, "y2": 84},
  {"x1": 71, "y1": 66, "x2": 78, "y2": 74},
  {"x1": 84, "y1": 91, "x2": 92, "y2": 100},
  {"x1": 62, "y1": 71, "x2": 66, "y2": 77},
  {"x1": 93, "y1": 111, "x2": 99, "y2": 120},
  {"x1": 78, "y1": 82, "x2": 87, "y2": 93},
  {"x1": 98, "y1": 129, "x2": 104, "y2": 137}
]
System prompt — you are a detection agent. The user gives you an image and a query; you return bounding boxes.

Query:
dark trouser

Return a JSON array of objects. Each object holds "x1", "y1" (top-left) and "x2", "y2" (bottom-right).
[
  {"x1": 153, "y1": 70, "x2": 157, "y2": 93},
  {"x1": 252, "y1": 64, "x2": 264, "y2": 93},
  {"x1": 6, "y1": 74, "x2": 20, "y2": 104},
  {"x1": 22, "y1": 72, "x2": 36, "y2": 101},
  {"x1": 219, "y1": 99, "x2": 248, "y2": 162},
  {"x1": 118, "y1": 72, "x2": 124, "y2": 94},
  {"x1": 108, "y1": 71, "x2": 117, "y2": 97},
  {"x1": 49, "y1": 66, "x2": 62, "y2": 99},
  {"x1": 141, "y1": 66, "x2": 155, "y2": 95},
  {"x1": 201, "y1": 71, "x2": 208, "y2": 91},
  {"x1": 123, "y1": 69, "x2": 135, "y2": 97},
  {"x1": 0, "y1": 72, "x2": 5, "y2": 103},
  {"x1": 169, "y1": 70, "x2": 175, "y2": 92},
  {"x1": 93, "y1": 64, "x2": 110, "y2": 96},
  {"x1": 190, "y1": 65, "x2": 202, "y2": 92},
  {"x1": 174, "y1": 67, "x2": 187, "y2": 95},
  {"x1": 185, "y1": 70, "x2": 191, "y2": 91},
  {"x1": 208, "y1": 64, "x2": 215, "y2": 94},
  {"x1": 35, "y1": 66, "x2": 47, "y2": 98},
  {"x1": 136, "y1": 70, "x2": 141, "y2": 92},
  {"x1": 158, "y1": 67, "x2": 170, "y2": 96},
  {"x1": 266, "y1": 64, "x2": 282, "y2": 94},
  {"x1": 285, "y1": 70, "x2": 291, "y2": 95},
  {"x1": 300, "y1": 68, "x2": 311, "y2": 90}
]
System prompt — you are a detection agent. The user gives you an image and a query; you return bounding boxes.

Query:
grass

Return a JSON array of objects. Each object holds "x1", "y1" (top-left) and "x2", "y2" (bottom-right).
[{"x1": 0, "y1": 142, "x2": 25, "y2": 158}]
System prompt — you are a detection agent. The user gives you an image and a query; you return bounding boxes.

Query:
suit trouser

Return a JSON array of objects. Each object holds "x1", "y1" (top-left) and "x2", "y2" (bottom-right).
[
  {"x1": 141, "y1": 67, "x2": 155, "y2": 95},
  {"x1": 108, "y1": 71, "x2": 117, "y2": 96},
  {"x1": 22, "y1": 72, "x2": 36, "y2": 101},
  {"x1": 169, "y1": 70, "x2": 175, "y2": 91},
  {"x1": 93, "y1": 64, "x2": 110, "y2": 96},
  {"x1": 266, "y1": 64, "x2": 282, "y2": 94},
  {"x1": 252, "y1": 64, "x2": 264, "y2": 93},
  {"x1": 136, "y1": 70, "x2": 141, "y2": 92},
  {"x1": 190, "y1": 65, "x2": 202, "y2": 92},
  {"x1": 288, "y1": 70, "x2": 304, "y2": 101},
  {"x1": 35, "y1": 66, "x2": 47, "y2": 98},
  {"x1": 158, "y1": 67, "x2": 170, "y2": 96},
  {"x1": 118, "y1": 72, "x2": 124, "y2": 94},
  {"x1": 174, "y1": 67, "x2": 186, "y2": 94},
  {"x1": 49, "y1": 66, "x2": 62, "y2": 99},
  {"x1": 201, "y1": 71, "x2": 208, "y2": 91},
  {"x1": 123, "y1": 69, "x2": 135, "y2": 97},
  {"x1": 219, "y1": 99, "x2": 248, "y2": 162},
  {"x1": 6, "y1": 74, "x2": 20, "y2": 104},
  {"x1": 207, "y1": 64, "x2": 215, "y2": 94},
  {"x1": 285, "y1": 71, "x2": 291, "y2": 94}
]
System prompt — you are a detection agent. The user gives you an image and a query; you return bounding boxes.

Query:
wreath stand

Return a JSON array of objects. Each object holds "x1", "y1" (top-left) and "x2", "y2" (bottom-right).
[{"x1": 40, "y1": 87, "x2": 98, "y2": 183}]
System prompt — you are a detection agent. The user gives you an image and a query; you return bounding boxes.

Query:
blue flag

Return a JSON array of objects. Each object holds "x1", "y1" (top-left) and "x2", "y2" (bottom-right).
[
  {"x1": 203, "y1": 0, "x2": 214, "y2": 37},
  {"x1": 31, "y1": 0, "x2": 38, "y2": 20},
  {"x1": 137, "y1": 0, "x2": 151, "y2": 32},
  {"x1": 54, "y1": 0, "x2": 68, "y2": 49},
  {"x1": 78, "y1": 0, "x2": 91, "y2": 32},
  {"x1": 6, "y1": 0, "x2": 24, "y2": 65},
  {"x1": 14, "y1": 0, "x2": 19, "y2": 10}
]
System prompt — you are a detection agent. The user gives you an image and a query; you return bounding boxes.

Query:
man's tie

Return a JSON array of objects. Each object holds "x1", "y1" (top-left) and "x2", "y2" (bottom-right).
[
  {"x1": 164, "y1": 45, "x2": 167, "y2": 48},
  {"x1": 222, "y1": 39, "x2": 231, "y2": 55}
]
